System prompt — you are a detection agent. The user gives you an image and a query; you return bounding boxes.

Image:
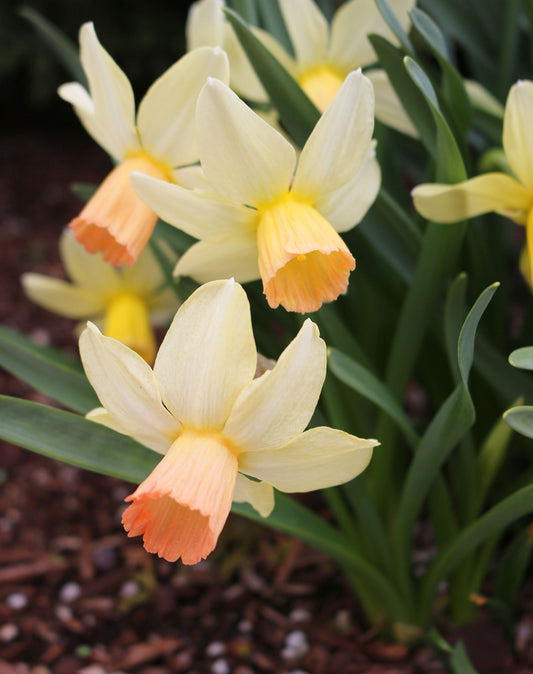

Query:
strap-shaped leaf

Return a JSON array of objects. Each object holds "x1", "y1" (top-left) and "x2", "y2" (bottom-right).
[
  {"x1": 375, "y1": 0, "x2": 414, "y2": 54},
  {"x1": 509, "y1": 346, "x2": 533, "y2": 371},
  {"x1": 0, "y1": 326, "x2": 99, "y2": 413},
  {"x1": 503, "y1": 406, "x2": 533, "y2": 439}
]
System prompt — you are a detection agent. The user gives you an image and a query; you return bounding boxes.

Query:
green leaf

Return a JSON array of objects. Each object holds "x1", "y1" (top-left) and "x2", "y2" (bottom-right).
[
  {"x1": 476, "y1": 412, "x2": 515, "y2": 509},
  {"x1": 369, "y1": 35, "x2": 436, "y2": 154},
  {"x1": 375, "y1": 0, "x2": 414, "y2": 53},
  {"x1": 0, "y1": 326, "x2": 99, "y2": 414},
  {"x1": 19, "y1": 7, "x2": 86, "y2": 85},
  {"x1": 503, "y1": 406, "x2": 533, "y2": 439},
  {"x1": 328, "y1": 347, "x2": 419, "y2": 447},
  {"x1": 509, "y1": 346, "x2": 533, "y2": 371},
  {"x1": 444, "y1": 273, "x2": 468, "y2": 383},
  {"x1": 404, "y1": 57, "x2": 466, "y2": 182},
  {"x1": 224, "y1": 7, "x2": 320, "y2": 146},
  {"x1": 493, "y1": 526, "x2": 533, "y2": 610},
  {"x1": 476, "y1": 336, "x2": 533, "y2": 404},
  {"x1": 255, "y1": 0, "x2": 293, "y2": 54},
  {"x1": 0, "y1": 396, "x2": 158, "y2": 483}
]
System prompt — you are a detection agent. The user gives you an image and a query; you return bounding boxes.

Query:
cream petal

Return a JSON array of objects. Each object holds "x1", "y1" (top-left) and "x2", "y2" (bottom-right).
[
  {"x1": 330, "y1": 0, "x2": 415, "y2": 70},
  {"x1": 223, "y1": 25, "x2": 267, "y2": 101},
  {"x1": 316, "y1": 143, "x2": 381, "y2": 232},
  {"x1": 79, "y1": 322, "x2": 180, "y2": 442},
  {"x1": 58, "y1": 82, "x2": 112, "y2": 157},
  {"x1": 86, "y1": 407, "x2": 170, "y2": 454},
  {"x1": 131, "y1": 172, "x2": 257, "y2": 239},
  {"x1": 76, "y1": 22, "x2": 139, "y2": 160},
  {"x1": 279, "y1": 0, "x2": 329, "y2": 69},
  {"x1": 503, "y1": 80, "x2": 533, "y2": 191},
  {"x1": 119, "y1": 244, "x2": 168, "y2": 294},
  {"x1": 366, "y1": 69, "x2": 418, "y2": 137},
  {"x1": 137, "y1": 47, "x2": 229, "y2": 168},
  {"x1": 153, "y1": 279, "x2": 257, "y2": 430},
  {"x1": 224, "y1": 320, "x2": 326, "y2": 451},
  {"x1": 412, "y1": 173, "x2": 532, "y2": 222},
  {"x1": 292, "y1": 70, "x2": 375, "y2": 200},
  {"x1": 175, "y1": 234, "x2": 260, "y2": 283},
  {"x1": 186, "y1": 0, "x2": 226, "y2": 50},
  {"x1": 21, "y1": 274, "x2": 105, "y2": 319},
  {"x1": 233, "y1": 474, "x2": 274, "y2": 517},
  {"x1": 59, "y1": 229, "x2": 121, "y2": 294},
  {"x1": 239, "y1": 426, "x2": 377, "y2": 492},
  {"x1": 196, "y1": 78, "x2": 296, "y2": 206},
  {"x1": 171, "y1": 164, "x2": 210, "y2": 189}
]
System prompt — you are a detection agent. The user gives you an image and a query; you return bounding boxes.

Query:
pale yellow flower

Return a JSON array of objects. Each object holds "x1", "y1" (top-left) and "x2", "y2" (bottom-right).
[
  {"x1": 132, "y1": 71, "x2": 380, "y2": 313},
  {"x1": 79, "y1": 279, "x2": 377, "y2": 564},
  {"x1": 60, "y1": 22, "x2": 229, "y2": 266},
  {"x1": 412, "y1": 80, "x2": 533, "y2": 272},
  {"x1": 22, "y1": 230, "x2": 177, "y2": 364}
]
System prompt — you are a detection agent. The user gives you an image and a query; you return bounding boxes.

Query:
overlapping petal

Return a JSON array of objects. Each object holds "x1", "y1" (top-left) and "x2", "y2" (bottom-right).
[
  {"x1": 80, "y1": 323, "x2": 180, "y2": 444},
  {"x1": 137, "y1": 46, "x2": 229, "y2": 168},
  {"x1": 224, "y1": 320, "x2": 326, "y2": 451},
  {"x1": 131, "y1": 173, "x2": 257, "y2": 239},
  {"x1": 76, "y1": 22, "x2": 138, "y2": 161},
  {"x1": 175, "y1": 234, "x2": 260, "y2": 283},
  {"x1": 21, "y1": 275, "x2": 104, "y2": 318},
  {"x1": 412, "y1": 173, "x2": 531, "y2": 222},
  {"x1": 279, "y1": 0, "x2": 329, "y2": 69},
  {"x1": 87, "y1": 407, "x2": 172, "y2": 454},
  {"x1": 366, "y1": 69, "x2": 418, "y2": 137},
  {"x1": 292, "y1": 70, "x2": 375, "y2": 200},
  {"x1": 196, "y1": 78, "x2": 296, "y2": 206},
  {"x1": 59, "y1": 230, "x2": 121, "y2": 294},
  {"x1": 239, "y1": 426, "x2": 377, "y2": 492},
  {"x1": 186, "y1": 0, "x2": 225, "y2": 50},
  {"x1": 154, "y1": 279, "x2": 257, "y2": 430},
  {"x1": 503, "y1": 80, "x2": 533, "y2": 191},
  {"x1": 233, "y1": 474, "x2": 275, "y2": 517}
]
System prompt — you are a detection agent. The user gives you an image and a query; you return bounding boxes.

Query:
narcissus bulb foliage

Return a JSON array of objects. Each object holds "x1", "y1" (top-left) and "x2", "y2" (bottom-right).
[
  {"x1": 79, "y1": 279, "x2": 377, "y2": 564},
  {"x1": 59, "y1": 22, "x2": 229, "y2": 266},
  {"x1": 133, "y1": 71, "x2": 380, "y2": 314},
  {"x1": 412, "y1": 80, "x2": 533, "y2": 280},
  {"x1": 22, "y1": 230, "x2": 177, "y2": 364}
]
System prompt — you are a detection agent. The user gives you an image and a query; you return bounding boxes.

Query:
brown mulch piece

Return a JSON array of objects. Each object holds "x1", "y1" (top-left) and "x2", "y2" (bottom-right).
[{"x1": 2, "y1": 129, "x2": 533, "y2": 674}]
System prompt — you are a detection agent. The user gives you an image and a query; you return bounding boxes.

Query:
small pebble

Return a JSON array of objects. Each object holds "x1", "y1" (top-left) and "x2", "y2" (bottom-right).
[
  {"x1": 0, "y1": 623, "x2": 19, "y2": 642},
  {"x1": 211, "y1": 659, "x2": 230, "y2": 674},
  {"x1": 92, "y1": 545, "x2": 117, "y2": 571},
  {"x1": 59, "y1": 581, "x2": 81, "y2": 603},
  {"x1": 206, "y1": 641, "x2": 226, "y2": 657},
  {"x1": 120, "y1": 580, "x2": 140, "y2": 598},
  {"x1": 55, "y1": 605, "x2": 73, "y2": 621},
  {"x1": 289, "y1": 608, "x2": 311, "y2": 623},
  {"x1": 281, "y1": 630, "x2": 309, "y2": 660},
  {"x1": 238, "y1": 619, "x2": 253, "y2": 634},
  {"x1": 6, "y1": 592, "x2": 28, "y2": 610}
]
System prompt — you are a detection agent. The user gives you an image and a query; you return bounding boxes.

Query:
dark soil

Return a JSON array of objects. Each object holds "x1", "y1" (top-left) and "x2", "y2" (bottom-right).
[{"x1": 2, "y1": 131, "x2": 533, "y2": 674}]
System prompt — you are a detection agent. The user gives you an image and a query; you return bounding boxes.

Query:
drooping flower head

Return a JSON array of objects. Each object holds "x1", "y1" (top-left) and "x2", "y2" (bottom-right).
[
  {"x1": 79, "y1": 279, "x2": 377, "y2": 564},
  {"x1": 187, "y1": 0, "x2": 416, "y2": 135},
  {"x1": 133, "y1": 71, "x2": 380, "y2": 313},
  {"x1": 22, "y1": 230, "x2": 177, "y2": 364},
  {"x1": 412, "y1": 80, "x2": 533, "y2": 278},
  {"x1": 60, "y1": 23, "x2": 229, "y2": 266}
]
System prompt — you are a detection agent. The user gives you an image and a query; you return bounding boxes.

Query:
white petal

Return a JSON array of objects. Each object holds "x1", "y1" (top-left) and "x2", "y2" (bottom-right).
[
  {"x1": 75, "y1": 22, "x2": 139, "y2": 160},
  {"x1": 131, "y1": 172, "x2": 257, "y2": 239},
  {"x1": 196, "y1": 78, "x2": 296, "y2": 205},
  {"x1": 503, "y1": 80, "x2": 533, "y2": 190},
  {"x1": 21, "y1": 274, "x2": 104, "y2": 319},
  {"x1": 175, "y1": 234, "x2": 260, "y2": 283},
  {"x1": 366, "y1": 69, "x2": 418, "y2": 137},
  {"x1": 154, "y1": 279, "x2": 257, "y2": 429},
  {"x1": 171, "y1": 164, "x2": 210, "y2": 189},
  {"x1": 224, "y1": 26, "x2": 268, "y2": 101},
  {"x1": 292, "y1": 70, "x2": 375, "y2": 200},
  {"x1": 79, "y1": 322, "x2": 180, "y2": 444},
  {"x1": 412, "y1": 174, "x2": 532, "y2": 222},
  {"x1": 224, "y1": 320, "x2": 326, "y2": 451},
  {"x1": 186, "y1": 0, "x2": 226, "y2": 50},
  {"x1": 316, "y1": 143, "x2": 381, "y2": 232},
  {"x1": 86, "y1": 407, "x2": 170, "y2": 454},
  {"x1": 330, "y1": 0, "x2": 415, "y2": 70},
  {"x1": 279, "y1": 0, "x2": 329, "y2": 69},
  {"x1": 233, "y1": 474, "x2": 274, "y2": 517},
  {"x1": 239, "y1": 426, "x2": 377, "y2": 492},
  {"x1": 59, "y1": 229, "x2": 121, "y2": 294},
  {"x1": 119, "y1": 244, "x2": 168, "y2": 295},
  {"x1": 137, "y1": 47, "x2": 229, "y2": 167}
]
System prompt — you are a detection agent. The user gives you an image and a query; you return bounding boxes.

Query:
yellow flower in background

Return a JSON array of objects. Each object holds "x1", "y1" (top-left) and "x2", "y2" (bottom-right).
[
  {"x1": 79, "y1": 279, "x2": 377, "y2": 564},
  {"x1": 412, "y1": 80, "x2": 533, "y2": 276},
  {"x1": 60, "y1": 22, "x2": 229, "y2": 266},
  {"x1": 22, "y1": 230, "x2": 177, "y2": 364},
  {"x1": 133, "y1": 71, "x2": 380, "y2": 313}
]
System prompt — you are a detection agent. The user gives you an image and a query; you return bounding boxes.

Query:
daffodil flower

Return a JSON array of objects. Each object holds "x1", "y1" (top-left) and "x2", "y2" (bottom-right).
[
  {"x1": 22, "y1": 230, "x2": 177, "y2": 364},
  {"x1": 79, "y1": 279, "x2": 377, "y2": 564},
  {"x1": 412, "y1": 80, "x2": 533, "y2": 274},
  {"x1": 132, "y1": 71, "x2": 380, "y2": 313},
  {"x1": 59, "y1": 22, "x2": 229, "y2": 266}
]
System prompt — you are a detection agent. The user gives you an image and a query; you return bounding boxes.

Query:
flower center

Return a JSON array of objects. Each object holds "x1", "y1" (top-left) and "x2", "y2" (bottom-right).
[
  {"x1": 298, "y1": 65, "x2": 345, "y2": 112},
  {"x1": 257, "y1": 196, "x2": 355, "y2": 313},
  {"x1": 104, "y1": 291, "x2": 156, "y2": 364}
]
